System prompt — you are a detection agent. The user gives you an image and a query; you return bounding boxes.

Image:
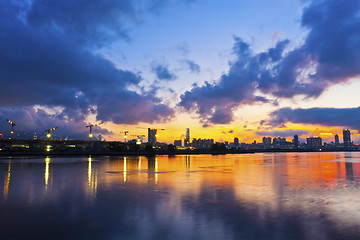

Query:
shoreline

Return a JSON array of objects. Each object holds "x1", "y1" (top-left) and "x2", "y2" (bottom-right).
[{"x1": 0, "y1": 149, "x2": 356, "y2": 157}]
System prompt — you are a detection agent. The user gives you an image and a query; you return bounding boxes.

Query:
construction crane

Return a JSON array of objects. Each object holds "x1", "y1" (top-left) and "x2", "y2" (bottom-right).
[
  {"x1": 119, "y1": 131, "x2": 129, "y2": 142},
  {"x1": 86, "y1": 122, "x2": 103, "y2": 141},
  {"x1": 45, "y1": 127, "x2": 58, "y2": 140},
  {"x1": 6, "y1": 119, "x2": 16, "y2": 139}
]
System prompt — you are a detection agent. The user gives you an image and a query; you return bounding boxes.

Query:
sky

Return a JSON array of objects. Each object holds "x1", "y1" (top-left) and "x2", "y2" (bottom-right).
[{"x1": 1, "y1": 0, "x2": 360, "y2": 144}]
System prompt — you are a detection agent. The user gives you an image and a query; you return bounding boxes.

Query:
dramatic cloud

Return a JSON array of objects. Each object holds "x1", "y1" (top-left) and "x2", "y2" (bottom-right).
[
  {"x1": 0, "y1": 107, "x2": 111, "y2": 140},
  {"x1": 268, "y1": 107, "x2": 360, "y2": 131},
  {"x1": 27, "y1": 0, "x2": 141, "y2": 45},
  {"x1": 0, "y1": 0, "x2": 174, "y2": 137},
  {"x1": 152, "y1": 64, "x2": 177, "y2": 81},
  {"x1": 257, "y1": 129, "x2": 310, "y2": 138},
  {"x1": 179, "y1": 0, "x2": 360, "y2": 125},
  {"x1": 186, "y1": 60, "x2": 200, "y2": 73}
]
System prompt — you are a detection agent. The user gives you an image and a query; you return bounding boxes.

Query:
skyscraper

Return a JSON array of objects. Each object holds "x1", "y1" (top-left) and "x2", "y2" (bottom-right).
[
  {"x1": 343, "y1": 129, "x2": 351, "y2": 149},
  {"x1": 148, "y1": 128, "x2": 157, "y2": 144},
  {"x1": 335, "y1": 134, "x2": 339, "y2": 146},
  {"x1": 262, "y1": 137, "x2": 271, "y2": 149},
  {"x1": 174, "y1": 140, "x2": 182, "y2": 147},
  {"x1": 293, "y1": 135, "x2": 299, "y2": 149},
  {"x1": 307, "y1": 137, "x2": 322, "y2": 149},
  {"x1": 234, "y1": 137, "x2": 239, "y2": 147},
  {"x1": 185, "y1": 128, "x2": 190, "y2": 147}
]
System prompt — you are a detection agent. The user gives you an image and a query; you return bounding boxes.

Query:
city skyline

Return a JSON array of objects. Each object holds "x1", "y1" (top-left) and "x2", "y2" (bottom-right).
[{"x1": 1, "y1": 0, "x2": 360, "y2": 143}]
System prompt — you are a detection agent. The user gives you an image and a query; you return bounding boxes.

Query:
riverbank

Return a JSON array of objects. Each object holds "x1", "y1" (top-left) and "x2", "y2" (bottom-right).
[{"x1": 0, "y1": 148, "x2": 357, "y2": 157}]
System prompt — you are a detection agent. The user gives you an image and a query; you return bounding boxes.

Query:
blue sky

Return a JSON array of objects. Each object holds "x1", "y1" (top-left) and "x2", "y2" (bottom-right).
[{"x1": 1, "y1": 0, "x2": 360, "y2": 142}]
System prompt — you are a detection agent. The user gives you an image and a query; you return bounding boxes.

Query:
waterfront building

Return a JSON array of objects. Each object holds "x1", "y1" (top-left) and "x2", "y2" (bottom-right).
[
  {"x1": 234, "y1": 137, "x2": 239, "y2": 147},
  {"x1": 272, "y1": 137, "x2": 286, "y2": 148},
  {"x1": 191, "y1": 138, "x2": 214, "y2": 149},
  {"x1": 174, "y1": 140, "x2": 182, "y2": 147},
  {"x1": 262, "y1": 137, "x2": 272, "y2": 149},
  {"x1": 343, "y1": 129, "x2": 351, "y2": 149},
  {"x1": 148, "y1": 128, "x2": 157, "y2": 144},
  {"x1": 184, "y1": 128, "x2": 190, "y2": 147},
  {"x1": 307, "y1": 136, "x2": 322, "y2": 149},
  {"x1": 334, "y1": 134, "x2": 339, "y2": 146},
  {"x1": 293, "y1": 135, "x2": 299, "y2": 149}
]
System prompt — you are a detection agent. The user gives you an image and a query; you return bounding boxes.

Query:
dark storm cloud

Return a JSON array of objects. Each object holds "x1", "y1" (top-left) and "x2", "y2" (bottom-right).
[
  {"x1": 257, "y1": 129, "x2": 310, "y2": 138},
  {"x1": 0, "y1": 0, "x2": 174, "y2": 137},
  {"x1": 27, "y1": 0, "x2": 141, "y2": 46},
  {"x1": 179, "y1": 0, "x2": 360, "y2": 125},
  {"x1": 268, "y1": 107, "x2": 360, "y2": 130},
  {"x1": 152, "y1": 64, "x2": 177, "y2": 81},
  {"x1": 186, "y1": 60, "x2": 201, "y2": 73}
]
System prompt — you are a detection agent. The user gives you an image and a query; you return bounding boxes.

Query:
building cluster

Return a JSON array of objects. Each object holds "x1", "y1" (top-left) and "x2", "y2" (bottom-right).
[
  {"x1": 258, "y1": 129, "x2": 353, "y2": 150},
  {"x1": 173, "y1": 129, "x2": 356, "y2": 151},
  {"x1": 173, "y1": 128, "x2": 214, "y2": 149},
  {"x1": 1, "y1": 120, "x2": 357, "y2": 152}
]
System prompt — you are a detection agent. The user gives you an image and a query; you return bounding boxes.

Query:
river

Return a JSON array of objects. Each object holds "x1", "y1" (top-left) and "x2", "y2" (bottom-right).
[{"x1": 0, "y1": 152, "x2": 360, "y2": 239}]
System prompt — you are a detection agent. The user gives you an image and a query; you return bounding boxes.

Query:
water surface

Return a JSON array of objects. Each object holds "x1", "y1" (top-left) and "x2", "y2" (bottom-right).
[{"x1": 1, "y1": 152, "x2": 360, "y2": 239}]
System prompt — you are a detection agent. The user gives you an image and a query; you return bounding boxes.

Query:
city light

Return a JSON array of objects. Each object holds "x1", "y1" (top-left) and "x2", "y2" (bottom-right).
[
  {"x1": 6, "y1": 119, "x2": 16, "y2": 139},
  {"x1": 45, "y1": 127, "x2": 58, "y2": 140}
]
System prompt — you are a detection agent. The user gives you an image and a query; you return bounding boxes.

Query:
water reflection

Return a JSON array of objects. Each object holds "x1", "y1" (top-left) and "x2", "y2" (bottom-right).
[
  {"x1": 123, "y1": 156, "x2": 127, "y2": 182},
  {"x1": 88, "y1": 156, "x2": 97, "y2": 197},
  {"x1": 3, "y1": 160, "x2": 10, "y2": 200},
  {"x1": 0, "y1": 153, "x2": 360, "y2": 239},
  {"x1": 44, "y1": 156, "x2": 50, "y2": 189}
]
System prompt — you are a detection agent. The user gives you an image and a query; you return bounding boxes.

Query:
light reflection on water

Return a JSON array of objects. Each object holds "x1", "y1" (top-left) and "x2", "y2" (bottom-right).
[{"x1": 1, "y1": 152, "x2": 360, "y2": 239}]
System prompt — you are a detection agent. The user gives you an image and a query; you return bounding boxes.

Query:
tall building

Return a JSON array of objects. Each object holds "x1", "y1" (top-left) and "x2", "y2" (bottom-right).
[
  {"x1": 262, "y1": 137, "x2": 271, "y2": 149},
  {"x1": 335, "y1": 134, "x2": 339, "y2": 146},
  {"x1": 293, "y1": 135, "x2": 299, "y2": 149},
  {"x1": 272, "y1": 137, "x2": 286, "y2": 148},
  {"x1": 148, "y1": 128, "x2": 157, "y2": 144},
  {"x1": 234, "y1": 137, "x2": 239, "y2": 147},
  {"x1": 174, "y1": 140, "x2": 182, "y2": 147},
  {"x1": 185, "y1": 128, "x2": 190, "y2": 147},
  {"x1": 191, "y1": 138, "x2": 214, "y2": 149},
  {"x1": 307, "y1": 137, "x2": 322, "y2": 149},
  {"x1": 343, "y1": 129, "x2": 351, "y2": 149}
]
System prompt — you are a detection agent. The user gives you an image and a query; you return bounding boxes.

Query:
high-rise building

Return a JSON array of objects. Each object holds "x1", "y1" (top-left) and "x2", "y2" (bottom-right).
[
  {"x1": 234, "y1": 137, "x2": 239, "y2": 147},
  {"x1": 273, "y1": 137, "x2": 286, "y2": 148},
  {"x1": 148, "y1": 128, "x2": 157, "y2": 144},
  {"x1": 191, "y1": 138, "x2": 214, "y2": 149},
  {"x1": 335, "y1": 134, "x2": 339, "y2": 146},
  {"x1": 343, "y1": 129, "x2": 351, "y2": 149},
  {"x1": 262, "y1": 137, "x2": 271, "y2": 149},
  {"x1": 174, "y1": 140, "x2": 182, "y2": 147},
  {"x1": 307, "y1": 137, "x2": 322, "y2": 149},
  {"x1": 185, "y1": 128, "x2": 190, "y2": 147},
  {"x1": 293, "y1": 135, "x2": 299, "y2": 149}
]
